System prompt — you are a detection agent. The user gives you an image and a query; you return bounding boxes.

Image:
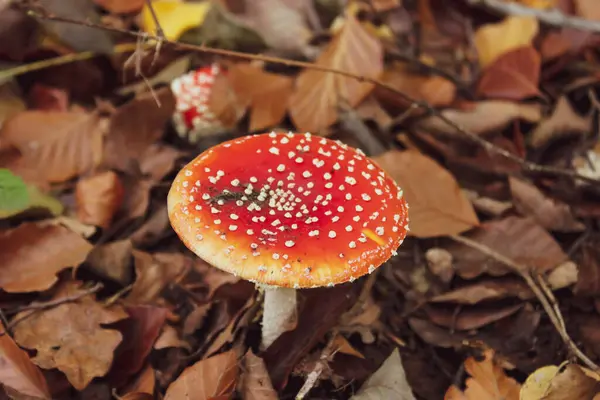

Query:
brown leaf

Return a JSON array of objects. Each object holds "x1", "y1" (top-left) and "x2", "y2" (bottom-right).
[
  {"x1": 445, "y1": 348, "x2": 521, "y2": 399},
  {"x1": 75, "y1": 170, "x2": 124, "y2": 229},
  {"x1": 541, "y1": 364, "x2": 600, "y2": 399},
  {"x1": 154, "y1": 325, "x2": 191, "y2": 351},
  {"x1": 13, "y1": 281, "x2": 128, "y2": 390},
  {"x1": 430, "y1": 277, "x2": 533, "y2": 304},
  {"x1": 0, "y1": 325, "x2": 50, "y2": 399},
  {"x1": 240, "y1": 350, "x2": 278, "y2": 400},
  {"x1": 85, "y1": 239, "x2": 133, "y2": 285},
  {"x1": 574, "y1": 0, "x2": 600, "y2": 21},
  {"x1": 207, "y1": 71, "x2": 247, "y2": 130},
  {"x1": 93, "y1": 0, "x2": 145, "y2": 13},
  {"x1": 332, "y1": 334, "x2": 365, "y2": 359},
  {"x1": 103, "y1": 87, "x2": 175, "y2": 172},
  {"x1": 27, "y1": 84, "x2": 69, "y2": 112},
  {"x1": 164, "y1": 350, "x2": 239, "y2": 400},
  {"x1": 575, "y1": 242, "x2": 600, "y2": 296},
  {"x1": 448, "y1": 216, "x2": 568, "y2": 279},
  {"x1": 227, "y1": 63, "x2": 293, "y2": 131},
  {"x1": 529, "y1": 96, "x2": 592, "y2": 149},
  {"x1": 138, "y1": 143, "x2": 182, "y2": 182},
  {"x1": 0, "y1": 222, "x2": 93, "y2": 293},
  {"x1": 477, "y1": 46, "x2": 541, "y2": 101},
  {"x1": 118, "y1": 177, "x2": 152, "y2": 221},
  {"x1": 289, "y1": 14, "x2": 382, "y2": 132},
  {"x1": 0, "y1": 110, "x2": 106, "y2": 183},
  {"x1": 425, "y1": 303, "x2": 523, "y2": 331},
  {"x1": 193, "y1": 259, "x2": 241, "y2": 300},
  {"x1": 127, "y1": 251, "x2": 188, "y2": 304},
  {"x1": 373, "y1": 150, "x2": 479, "y2": 237},
  {"x1": 122, "y1": 364, "x2": 155, "y2": 397},
  {"x1": 509, "y1": 177, "x2": 584, "y2": 232}
]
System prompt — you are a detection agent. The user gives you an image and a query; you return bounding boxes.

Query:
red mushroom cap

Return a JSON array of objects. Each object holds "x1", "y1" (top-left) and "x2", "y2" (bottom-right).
[
  {"x1": 167, "y1": 132, "x2": 409, "y2": 288},
  {"x1": 170, "y1": 63, "x2": 223, "y2": 138}
]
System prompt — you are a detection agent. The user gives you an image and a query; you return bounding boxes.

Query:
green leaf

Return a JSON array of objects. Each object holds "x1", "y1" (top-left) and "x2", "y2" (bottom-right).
[{"x1": 0, "y1": 168, "x2": 29, "y2": 211}]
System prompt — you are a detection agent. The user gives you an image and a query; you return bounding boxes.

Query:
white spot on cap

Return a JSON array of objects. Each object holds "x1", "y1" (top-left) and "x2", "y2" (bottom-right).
[
  {"x1": 269, "y1": 147, "x2": 280, "y2": 155},
  {"x1": 285, "y1": 240, "x2": 295, "y2": 247},
  {"x1": 328, "y1": 230, "x2": 337, "y2": 238}
]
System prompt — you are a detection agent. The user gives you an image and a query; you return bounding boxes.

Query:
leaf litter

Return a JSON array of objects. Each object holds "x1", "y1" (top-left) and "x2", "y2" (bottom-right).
[{"x1": 1, "y1": 0, "x2": 600, "y2": 398}]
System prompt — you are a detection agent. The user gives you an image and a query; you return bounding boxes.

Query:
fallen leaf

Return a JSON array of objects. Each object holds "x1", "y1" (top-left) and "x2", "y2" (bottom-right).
[
  {"x1": 85, "y1": 239, "x2": 133, "y2": 285},
  {"x1": 444, "y1": 348, "x2": 520, "y2": 399},
  {"x1": 103, "y1": 87, "x2": 175, "y2": 173},
  {"x1": 141, "y1": 0, "x2": 212, "y2": 40},
  {"x1": 93, "y1": 0, "x2": 145, "y2": 13},
  {"x1": 0, "y1": 110, "x2": 106, "y2": 183},
  {"x1": 477, "y1": 46, "x2": 541, "y2": 101},
  {"x1": 0, "y1": 324, "x2": 50, "y2": 399},
  {"x1": 529, "y1": 95, "x2": 592, "y2": 149},
  {"x1": 0, "y1": 8, "x2": 39, "y2": 62},
  {"x1": 537, "y1": 364, "x2": 600, "y2": 399},
  {"x1": 332, "y1": 334, "x2": 365, "y2": 359},
  {"x1": 154, "y1": 324, "x2": 191, "y2": 351},
  {"x1": 227, "y1": 63, "x2": 293, "y2": 131},
  {"x1": 138, "y1": 143, "x2": 182, "y2": 182},
  {"x1": 520, "y1": 364, "x2": 560, "y2": 400},
  {"x1": 350, "y1": 348, "x2": 416, "y2": 400},
  {"x1": 0, "y1": 222, "x2": 92, "y2": 293},
  {"x1": 509, "y1": 177, "x2": 584, "y2": 232},
  {"x1": 447, "y1": 216, "x2": 568, "y2": 279},
  {"x1": 240, "y1": 350, "x2": 278, "y2": 400},
  {"x1": 0, "y1": 167, "x2": 28, "y2": 211},
  {"x1": 474, "y1": 16, "x2": 538, "y2": 68},
  {"x1": 13, "y1": 281, "x2": 128, "y2": 390},
  {"x1": 130, "y1": 205, "x2": 170, "y2": 247},
  {"x1": 463, "y1": 189, "x2": 512, "y2": 217},
  {"x1": 117, "y1": 177, "x2": 152, "y2": 221},
  {"x1": 164, "y1": 350, "x2": 239, "y2": 400},
  {"x1": 575, "y1": 242, "x2": 600, "y2": 296},
  {"x1": 373, "y1": 150, "x2": 479, "y2": 237},
  {"x1": 27, "y1": 84, "x2": 69, "y2": 112},
  {"x1": 121, "y1": 364, "x2": 156, "y2": 397},
  {"x1": 425, "y1": 303, "x2": 523, "y2": 331},
  {"x1": 75, "y1": 170, "x2": 124, "y2": 229},
  {"x1": 193, "y1": 259, "x2": 241, "y2": 300},
  {"x1": 430, "y1": 277, "x2": 533, "y2": 304},
  {"x1": 289, "y1": 14, "x2": 382, "y2": 132},
  {"x1": 128, "y1": 251, "x2": 188, "y2": 304},
  {"x1": 574, "y1": 0, "x2": 600, "y2": 21},
  {"x1": 206, "y1": 70, "x2": 247, "y2": 131},
  {"x1": 0, "y1": 82, "x2": 26, "y2": 125},
  {"x1": 413, "y1": 101, "x2": 542, "y2": 138}
]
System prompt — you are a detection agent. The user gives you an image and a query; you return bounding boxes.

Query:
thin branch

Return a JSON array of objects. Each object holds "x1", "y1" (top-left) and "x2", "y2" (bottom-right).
[
  {"x1": 296, "y1": 330, "x2": 338, "y2": 400},
  {"x1": 448, "y1": 234, "x2": 599, "y2": 371},
  {"x1": 19, "y1": 5, "x2": 600, "y2": 187},
  {"x1": 466, "y1": 0, "x2": 600, "y2": 33}
]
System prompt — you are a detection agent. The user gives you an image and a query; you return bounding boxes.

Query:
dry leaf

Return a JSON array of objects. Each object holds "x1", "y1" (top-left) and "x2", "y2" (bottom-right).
[
  {"x1": 574, "y1": 0, "x2": 600, "y2": 21},
  {"x1": 0, "y1": 110, "x2": 106, "y2": 183},
  {"x1": 0, "y1": 222, "x2": 93, "y2": 293},
  {"x1": 332, "y1": 334, "x2": 365, "y2": 359},
  {"x1": 240, "y1": 350, "x2": 278, "y2": 400},
  {"x1": 448, "y1": 216, "x2": 568, "y2": 279},
  {"x1": 128, "y1": 251, "x2": 188, "y2": 304},
  {"x1": 520, "y1": 364, "x2": 560, "y2": 400},
  {"x1": 474, "y1": 16, "x2": 538, "y2": 67},
  {"x1": 444, "y1": 349, "x2": 520, "y2": 399},
  {"x1": 164, "y1": 350, "x2": 239, "y2": 400},
  {"x1": 227, "y1": 63, "x2": 293, "y2": 131},
  {"x1": 138, "y1": 143, "x2": 182, "y2": 182},
  {"x1": 122, "y1": 364, "x2": 156, "y2": 396},
  {"x1": 0, "y1": 324, "x2": 51, "y2": 399},
  {"x1": 206, "y1": 71, "x2": 247, "y2": 130},
  {"x1": 509, "y1": 177, "x2": 584, "y2": 232},
  {"x1": 93, "y1": 0, "x2": 144, "y2": 13},
  {"x1": 154, "y1": 325, "x2": 191, "y2": 351},
  {"x1": 477, "y1": 46, "x2": 541, "y2": 101},
  {"x1": 289, "y1": 14, "x2": 382, "y2": 132},
  {"x1": 413, "y1": 101, "x2": 541, "y2": 137},
  {"x1": 425, "y1": 304, "x2": 522, "y2": 331},
  {"x1": 538, "y1": 364, "x2": 600, "y2": 399},
  {"x1": 350, "y1": 348, "x2": 416, "y2": 400},
  {"x1": 431, "y1": 277, "x2": 533, "y2": 304},
  {"x1": 13, "y1": 281, "x2": 128, "y2": 390},
  {"x1": 373, "y1": 150, "x2": 479, "y2": 237},
  {"x1": 85, "y1": 239, "x2": 133, "y2": 285},
  {"x1": 141, "y1": 0, "x2": 211, "y2": 40},
  {"x1": 75, "y1": 170, "x2": 124, "y2": 229}
]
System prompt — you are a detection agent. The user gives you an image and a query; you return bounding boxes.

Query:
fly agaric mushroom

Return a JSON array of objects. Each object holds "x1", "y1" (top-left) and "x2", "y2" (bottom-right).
[
  {"x1": 170, "y1": 63, "x2": 225, "y2": 143},
  {"x1": 167, "y1": 132, "x2": 409, "y2": 349}
]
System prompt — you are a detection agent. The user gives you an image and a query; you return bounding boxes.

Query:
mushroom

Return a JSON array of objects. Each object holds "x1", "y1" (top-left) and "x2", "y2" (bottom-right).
[
  {"x1": 167, "y1": 131, "x2": 409, "y2": 349},
  {"x1": 170, "y1": 63, "x2": 225, "y2": 142}
]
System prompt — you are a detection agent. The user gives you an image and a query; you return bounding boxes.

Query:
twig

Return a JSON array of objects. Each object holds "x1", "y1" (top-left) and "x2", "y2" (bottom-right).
[
  {"x1": 448, "y1": 234, "x2": 599, "y2": 371},
  {"x1": 143, "y1": 0, "x2": 165, "y2": 67},
  {"x1": 19, "y1": 6, "x2": 600, "y2": 187},
  {"x1": 296, "y1": 331, "x2": 338, "y2": 400},
  {"x1": 466, "y1": 0, "x2": 600, "y2": 33}
]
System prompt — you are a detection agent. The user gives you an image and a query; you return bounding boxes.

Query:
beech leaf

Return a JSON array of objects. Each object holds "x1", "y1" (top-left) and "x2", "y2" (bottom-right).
[
  {"x1": 141, "y1": 0, "x2": 212, "y2": 40},
  {"x1": 289, "y1": 14, "x2": 383, "y2": 132},
  {"x1": 350, "y1": 348, "x2": 416, "y2": 400},
  {"x1": 75, "y1": 170, "x2": 125, "y2": 229},
  {"x1": 240, "y1": 351, "x2": 278, "y2": 400},
  {"x1": 373, "y1": 150, "x2": 479, "y2": 237}
]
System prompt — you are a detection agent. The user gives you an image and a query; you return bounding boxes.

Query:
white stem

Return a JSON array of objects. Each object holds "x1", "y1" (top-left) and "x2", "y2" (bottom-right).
[{"x1": 261, "y1": 287, "x2": 297, "y2": 350}]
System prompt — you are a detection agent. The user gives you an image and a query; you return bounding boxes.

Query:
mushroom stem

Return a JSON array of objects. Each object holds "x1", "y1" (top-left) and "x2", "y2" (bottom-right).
[{"x1": 261, "y1": 286, "x2": 298, "y2": 349}]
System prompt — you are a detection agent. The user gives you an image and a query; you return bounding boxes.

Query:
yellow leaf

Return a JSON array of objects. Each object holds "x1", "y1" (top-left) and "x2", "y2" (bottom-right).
[
  {"x1": 141, "y1": 0, "x2": 211, "y2": 41},
  {"x1": 520, "y1": 365, "x2": 560, "y2": 400},
  {"x1": 474, "y1": 16, "x2": 538, "y2": 68}
]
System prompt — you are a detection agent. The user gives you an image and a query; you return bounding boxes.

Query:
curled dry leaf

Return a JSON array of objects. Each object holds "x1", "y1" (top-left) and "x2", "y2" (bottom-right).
[
  {"x1": 447, "y1": 216, "x2": 568, "y2": 279},
  {"x1": 122, "y1": 364, "x2": 156, "y2": 397},
  {"x1": 138, "y1": 143, "x2": 182, "y2": 182},
  {"x1": 289, "y1": 14, "x2": 383, "y2": 132},
  {"x1": 227, "y1": 63, "x2": 293, "y2": 132},
  {"x1": 127, "y1": 251, "x2": 188, "y2": 304},
  {"x1": 75, "y1": 170, "x2": 124, "y2": 229},
  {"x1": 85, "y1": 239, "x2": 133, "y2": 285},
  {"x1": 0, "y1": 222, "x2": 93, "y2": 293},
  {"x1": 474, "y1": 15, "x2": 538, "y2": 68},
  {"x1": 0, "y1": 110, "x2": 106, "y2": 183},
  {"x1": 509, "y1": 177, "x2": 584, "y2": 232},
  {"x1": 164, "y1": 350, "x2": 239, "y2": 400},
  {"x1": 444, "y1": 348, "x2": 520, "y2": 400},
  {"x1": 520, "y1": 364, "x2": 600, "y2": 400},
  {"x1": 349, "y1": 348, "x2": 416, "y2": 400},
  {"x1": 430, "y1": 277, "x2": 533, "y2": 305},
  {"x1": 154, "y1": 324, "x2": 191, "y2": 351},
  {"x1": 476, "y1": 46, "x2": 541, "y2": 101},
  {"x1": 13, "y1": 281, "x2": 128, "y2": 390},
  {"x1": 373, "y1": 150, "x2": 479, "y2": 238},
  {"x1": 240, "y1": 350, "x2": 278, "y2": 400},
  {"x1": 425, "y1": 303, "x2": 523, "y2": 331},
  {"x1": 413, "y1": 101, "x2": 542, "y2": 138},
  {"x1": 0, "y1": 324, "x2": 51, "y2": 399}
]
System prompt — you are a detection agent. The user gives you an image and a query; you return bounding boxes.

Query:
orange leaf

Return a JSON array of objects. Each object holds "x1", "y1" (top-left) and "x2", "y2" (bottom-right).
[
  {"x1": 289, "y1": 14, "x2": 383, "y2": 132},
  {"x1": 477, "y1": 46, "x2": 541, "y2": 101},
  {"x1": 75, "y1": 170, "x2": 124, "y2": 229},
  {"x1": 0, "y1": 324, "x2": 51, "y2": 399},
  {"x1": 0, "y1": 222, "x2": 93, "y2": 293},
  {"x1": 227, "y1": 63, "x2": 293, "y2": 132},
  {"x1": 574, "y1": 0, "x2": 600, "y2": 21},
  {"x1": 164, "y1": 350, "x2": 239, "y2": 400}
]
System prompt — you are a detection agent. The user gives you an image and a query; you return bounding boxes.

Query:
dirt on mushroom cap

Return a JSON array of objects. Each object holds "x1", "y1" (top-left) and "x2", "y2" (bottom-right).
[{"x1": 167, "y1": 131, "x2": 409, "y2": 288}]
